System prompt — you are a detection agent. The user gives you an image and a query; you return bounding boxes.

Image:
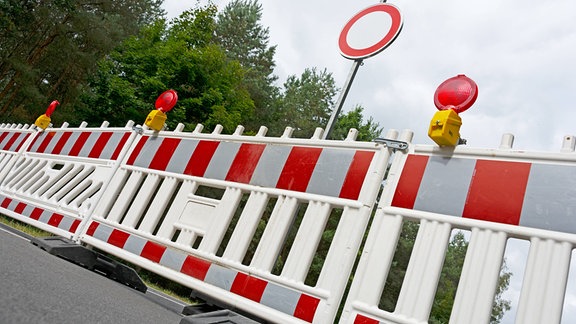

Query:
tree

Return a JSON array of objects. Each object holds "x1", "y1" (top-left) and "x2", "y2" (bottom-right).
[
  {"x1": 215, "y1": 0, "x2": 279, "y2": 133},
  {"x1": 75, "y1": 5, "x2": 255, "y2": 132},
  {"x1": 331, "y1": 105, "x2": 383, "y2": 141},
  {"x1": 0, "y1": 0, "x2": 163, "y2": 123}
]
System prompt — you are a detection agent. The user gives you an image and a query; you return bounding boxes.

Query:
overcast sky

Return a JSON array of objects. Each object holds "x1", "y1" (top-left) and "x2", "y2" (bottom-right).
[
  {"x1": 162, "y1": 0, "x2": 576, "y2": 152},
  {"x1": 161, "y1": 0, "x2": 576, "y2": 322}
]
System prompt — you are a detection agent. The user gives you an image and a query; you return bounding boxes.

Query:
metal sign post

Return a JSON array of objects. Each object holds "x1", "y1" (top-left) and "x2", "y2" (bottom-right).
[{"x1": 322, "y1": 1, "x2": 402, "y2": 139}]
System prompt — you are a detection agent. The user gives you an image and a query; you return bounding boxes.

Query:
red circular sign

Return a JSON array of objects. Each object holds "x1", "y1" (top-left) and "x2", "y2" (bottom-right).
[
  {"x1": 339, "y1": 3, "x2": 403, "y2": 60},
  {"x1": 434, "y1": 75, "x2": 478, "y2": 114}
]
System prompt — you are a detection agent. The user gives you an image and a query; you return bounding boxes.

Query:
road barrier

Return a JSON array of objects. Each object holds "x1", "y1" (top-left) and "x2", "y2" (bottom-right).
[
  {"x1": 0, "y1": 121, "x2": 136, "y2": 238},
  {"x1": 3, "y1": 119, "x2": 576, "y2": 324}
]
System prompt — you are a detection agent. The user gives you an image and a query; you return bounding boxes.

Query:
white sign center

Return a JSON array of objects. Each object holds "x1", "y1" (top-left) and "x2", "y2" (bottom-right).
[{"x1": 346, "y1": 12, "x2": 393, "y2": 50}]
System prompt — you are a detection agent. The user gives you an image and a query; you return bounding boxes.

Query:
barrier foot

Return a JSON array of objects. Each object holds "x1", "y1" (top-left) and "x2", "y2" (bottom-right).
[
  {"x1": 30, "y1": 237, "x2": 147, "y2": 293},
  {"x1": 180, "y1": 309, "x2": 259, "y2": 324}
]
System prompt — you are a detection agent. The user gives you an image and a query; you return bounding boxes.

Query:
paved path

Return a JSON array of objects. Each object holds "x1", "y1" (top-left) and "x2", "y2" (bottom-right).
[{"x1": 0, "y1": 224, "x2": 185, "y2": 324}]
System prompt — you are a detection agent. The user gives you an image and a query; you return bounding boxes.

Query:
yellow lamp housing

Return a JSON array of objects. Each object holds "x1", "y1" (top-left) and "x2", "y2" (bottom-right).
[
  {"x1": 428, "y1": 109, "x2": 462, "y2": 146},
  {"x1": 144, "y1": 109, "x2": 167, "y2": 131},
  {"x1": 34, "y1": 114, "x2": 51, "y2": 130}
]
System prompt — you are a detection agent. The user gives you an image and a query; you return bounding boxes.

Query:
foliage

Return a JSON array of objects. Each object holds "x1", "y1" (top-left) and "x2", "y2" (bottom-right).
[
  {"x1": 75, "y1": 4, "x2": 254, "y2": 132},
  {"x1": 215, "y1": 0, "x2": 279, "y2": 133},
  {"x1": 0, "y1": 0, "x2": 163, "y2": 123}
]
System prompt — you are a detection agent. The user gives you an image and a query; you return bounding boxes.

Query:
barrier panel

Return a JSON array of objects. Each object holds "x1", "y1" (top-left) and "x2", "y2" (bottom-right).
[
  {"x1": 78, "y1": 124, "x2": 399, "y2": 323},
  {"x1": 340, "y1": 134, "x2": 576, "y2": 324},
  {"x1": 0, "y1": 122, "x2": 137, "y2": 238},
  {"x1": 0, "y1": 123, "x2": 37, "y2": 183}
]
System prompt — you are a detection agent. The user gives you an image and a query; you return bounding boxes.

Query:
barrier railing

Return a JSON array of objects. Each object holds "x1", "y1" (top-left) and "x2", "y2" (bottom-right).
[
  {"x1": 0, "y1": 123, "x2": 37, "y2": 183},
  {"x1": 77, "y1": 124, "x2": 398, "y2": 323},
  {"x1": 340, "y1": 134, "x2": 576, "y2": 324},
  {"x1": 0, "y1": 121, "x2": 137, "y2": 238}
]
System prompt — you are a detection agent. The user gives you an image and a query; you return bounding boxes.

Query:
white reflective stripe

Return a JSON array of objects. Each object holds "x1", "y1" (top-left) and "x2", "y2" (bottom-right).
[
  {"x1": 414, "y1": 156, "x2": 475, "y2": 216},
  {"x1": 516, "y1": 238, "x2": 571, "y2": 324},
  {"x1": 60, "y1": 132, "x2": 81, "y2": 155},
  {"x1": 249, "y1": 145, "x2": 291, "y2": 187},
  {"x1": 44, "y1": 132, "x2": 64, "y2": 153},
  {"x1": 260, "y1": 283, "x2": 301, "y2": 317},
  {"x1": 159, "y1": 248, "x2": 187, "y2": 271},
  {"x1": 204, "y1": 264, "x2": 236, "y2": 291},
  {"x1": 450, "y1": 229, "x2": 507, "y2": 324},
  {"x1": 124, "y1": 235, "x2": 147, "y2": 255},
  {"x1": 100, "y1": 132, "x2": 125, "y2": 159},
  {"x1": 204, "y1": 142, "x2": 241, "y2": 180},
  {"x1": 165, "y1": 139, "x2": 198, "y2": 173},
  {"x1": 306, "y1": 148, "x2": 355, "y2": 197},
  {"x1": 521, "y1": 163, "x2": 576, "y2": 232},
  {"x1": 133, "y1": 136, "x2": 161, "y2": 167}
]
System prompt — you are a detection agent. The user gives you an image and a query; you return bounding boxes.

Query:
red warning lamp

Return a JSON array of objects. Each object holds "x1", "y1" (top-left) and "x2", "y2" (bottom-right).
[
  {"x1": 145, "y1": 90, "x2": 178, "y2": 131},
  {"x1": 429, "y1": 75, "x2": 478, "y2": 146},
  {"x1": 155, "y1": 89, "x2": 178, "y2": 113},
  {"x1": 34, "y1": 100, "x2": 60, "y2": 130},
  {"x1": 434, "y1": 74, "x2": 478, "y2": 113}
]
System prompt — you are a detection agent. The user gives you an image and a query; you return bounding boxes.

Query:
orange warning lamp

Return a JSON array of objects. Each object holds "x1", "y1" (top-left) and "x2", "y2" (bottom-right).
[
  {"x1": 428, "y1": 75, "x2": 478, "y2": 146},
  {"x1": 34, "y1": 100, "x2": 60, "y2": 130},
  {"x1": 145, "y1": 89, "x2": 178, "y2": 131}
]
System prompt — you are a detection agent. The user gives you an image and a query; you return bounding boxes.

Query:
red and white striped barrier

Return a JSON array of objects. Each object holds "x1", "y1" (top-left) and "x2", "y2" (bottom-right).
[
  {"x1": 79, "y1": 124, "x2": 398, "y2": 323},
  {"x1": 340, "y1": 134, "x2": 576, "y2": 324},
  {"x1": 0, "y1": 123, "x2": 36, "y2": 182},
  {"x1": 0, "y1": 122, "x2": 137, "y2": 238}
]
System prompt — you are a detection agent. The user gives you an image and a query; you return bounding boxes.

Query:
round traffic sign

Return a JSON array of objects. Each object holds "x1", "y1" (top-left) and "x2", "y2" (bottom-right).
[
  {"x1": 434, "y1": 75, "x2": 478, "y2": 114},
  {"x1": 338, "y1": 3, "x2": 403, "y2": 60}
]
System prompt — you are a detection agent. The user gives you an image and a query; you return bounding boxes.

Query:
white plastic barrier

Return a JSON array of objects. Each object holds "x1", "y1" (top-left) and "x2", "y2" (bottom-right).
[
  {"x1": 79, "y1": 125, "x2": 398, "y2": 323},
  {"x1": 341, "y1": 134, "x2": 576, "y2": 324},
  {"x1": 0, "y1": 123, "x2": 36, "y2": 182},
  {"x1": 0, "y1": 122, "x2": 137, "y2": 238}
]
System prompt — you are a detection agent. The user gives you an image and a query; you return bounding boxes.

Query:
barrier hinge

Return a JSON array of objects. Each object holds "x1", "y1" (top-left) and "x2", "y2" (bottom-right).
[{"x1": 373, "y1": 138, "x2": 409, "y2": 151}]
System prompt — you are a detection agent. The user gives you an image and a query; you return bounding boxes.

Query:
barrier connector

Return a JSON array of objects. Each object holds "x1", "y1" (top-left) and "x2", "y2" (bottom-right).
[
  {"x1": 428, "y1": 74, "x2": 477, "y2": 146},
  {"x1": 145, "y1": 90, "x2": 178, "y2": 131},
  {"x1": 34, "y1": 100, "x2": 60, "y2": 130}
]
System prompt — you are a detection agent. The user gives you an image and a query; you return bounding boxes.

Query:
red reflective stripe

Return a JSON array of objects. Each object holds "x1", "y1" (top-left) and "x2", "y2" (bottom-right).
[
  {"x1": 276, "y1": 147, "x2": 322, "y2": 192},
  {"x1": 68, "y1": 132, "x2": 91, "y2": 156},
  {"x1": 27, "y1": 133, "x2": 41, "y2": 152},
  {"x1": 184, "y1": 140, "x2": 220, "y2": 176},
  {"x1": 339, "y1": 150, "x2": 375, "y2": 199},
  {"x1": 48, "y1": 213, "x2": 64, "y2": 227},
  {"x1": 181, "y1": 255, "x2": 211, "y2": 281},
  {"x1": 294, "y1": 294, "x2": 320, "y2": 323},
  {"x1": 52, "y1": 132, "x2": 73, "y2": 154},
  {"x1": 463, "y1": 160, "x2": 531, "y2": 225},
  {"x1": 0, "y1": 132, "x2": 8, "y2": 145},
  {"x1": 149, "y1": 137, "x2": 181, "y2": 171},
  {"x1": 30, "y1": 208, "x2": 43, "y2": 220},
  {"x1": 88, "y1": 132, "x2": 113, "y2": 158},
  {"x1": 141, "y1": 241, "x2": 166, "y2": 263},
  {"x1": 1, "y1": 197, "x2": 12, "y2": 208},
  {"x1": 2, "y1": 132, "x2": 20, "y2": 150},
  {"x1": 86, "y1": 221, "x2": 100, "y2": 236},
  {"x1": 354, "y1": 314, "x2": 380, "y2": 324},
  {"x1": 69, "y1": 219, "x2": 81, "y2": 233},
  {"x1": 391, "y1": 154, "x2": 429, "y2": 209},
  {"x1": 108, "y1": 229, "x2": 130, "y2": 248},
  {"x1": 111, "y1": 132, "x2": 131, "y2": 160},
  {"x1": 14, "y1": 202, "x2": 26, "y2": 214},
  {"x1": 127, "y1": 136, "x2": 149, "y2": 165},
  {"x1": 225, "y1": 143, "x2": 266, "y2": 183},
  {"x1": 36, "y1": 132, "x2": 56, "y2": 153},
  {"x1": 15, "y1": 134, "x2": 30, "y2": 151},
  {"x1": 230, "y1": 273, "x2": 267, "y2": 302}
]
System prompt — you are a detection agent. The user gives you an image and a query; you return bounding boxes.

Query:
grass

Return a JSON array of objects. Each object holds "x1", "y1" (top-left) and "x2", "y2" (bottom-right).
[{"x1": 0, "y1": 214, "x2": 197, "y2": 306}]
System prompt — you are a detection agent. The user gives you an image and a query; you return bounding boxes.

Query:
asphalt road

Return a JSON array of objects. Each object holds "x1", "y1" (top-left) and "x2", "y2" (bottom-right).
[{"x1": 0, "y1": 224, "x2": 185, "y2": 324}]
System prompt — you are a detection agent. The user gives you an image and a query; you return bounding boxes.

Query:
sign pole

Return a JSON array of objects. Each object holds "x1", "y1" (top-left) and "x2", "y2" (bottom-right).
[
  {"x1": 323, "y1": 0, "x2": 398, "y2": 140},
  {"x1": 322, "y1": 59, "x2": 362, "y2": 139}
]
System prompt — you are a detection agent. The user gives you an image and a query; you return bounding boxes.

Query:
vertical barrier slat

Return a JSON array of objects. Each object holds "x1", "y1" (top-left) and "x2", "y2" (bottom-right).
[
  {"x1": 138, "y1": 177, "x2": 179, "y2": 233},
  {"x1": 395, "y1": 219, "x2": 451, "y2": 321},
  {"x1": 281, "y1": 201, "x2": 331, "y2": 282},
  {"x1": 156, "y1": 179, "x2": 198, "y2": 239},
  {"x1": 198, "y1": 187, "x2": 243, "y2": 254},
  {"x1": 222, "y1": 191, "x2": 269, "y2": 262},
  {"x1": 106, "y1": 171, "x2": 145, "y2": 223},
  {"x1": 516, "y1": 238, "x2": 572, "y2": 324},
  {"x1": 121, "y1": 173, "x2": 161, "y2": 228},
  {"x1": 250, "y1": 196, "x2": 298, "y2": 271},
  {"x1": 450, "y1": 228, "x2": 507, "y2": 324}
]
